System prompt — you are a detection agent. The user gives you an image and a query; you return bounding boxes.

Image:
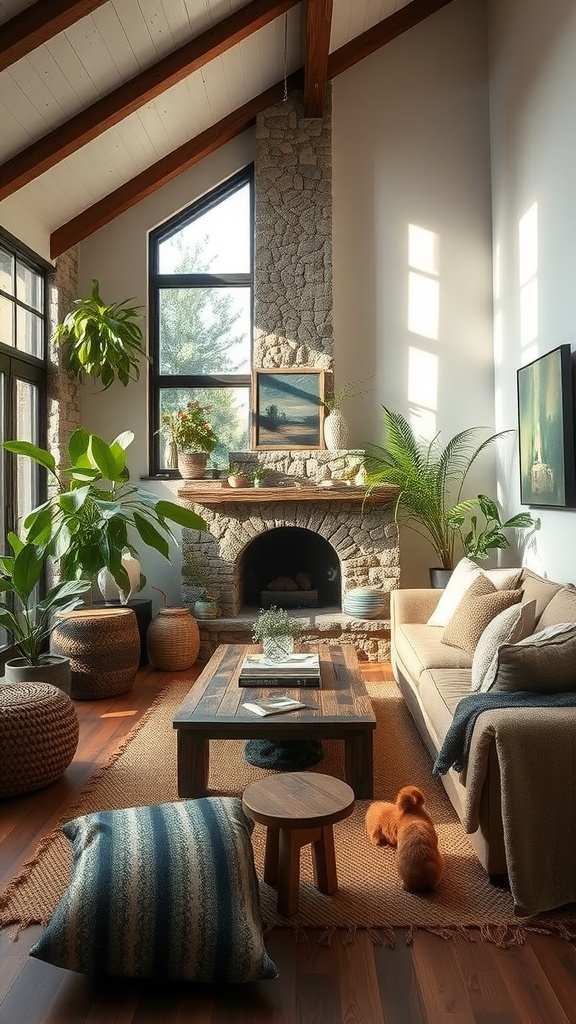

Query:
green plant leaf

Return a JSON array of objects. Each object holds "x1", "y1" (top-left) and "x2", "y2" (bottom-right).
[
  {"x1": 1, "y1": 439, "x2": 56, "y2": 473},
  {"x1": 132, "y1": 512, "x2": 170, "y2": 559},
  {"x1": 154, "y1": 500, "x2": 207, "y2": 530}
]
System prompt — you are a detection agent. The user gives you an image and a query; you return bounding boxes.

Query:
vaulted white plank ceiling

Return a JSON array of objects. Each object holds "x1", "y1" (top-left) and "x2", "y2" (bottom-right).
[{"x1": 0, "y1": 0, "x2": 452, "y2": 258}]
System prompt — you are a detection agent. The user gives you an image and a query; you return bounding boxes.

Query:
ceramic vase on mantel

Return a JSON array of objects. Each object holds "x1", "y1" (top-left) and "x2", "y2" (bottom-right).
[
  {"x1": 178, "y1": 451, "x2": 208, "y2": 480},
  {"x1": 323, "y1": 409, "x2": 349, "y2": 451}
]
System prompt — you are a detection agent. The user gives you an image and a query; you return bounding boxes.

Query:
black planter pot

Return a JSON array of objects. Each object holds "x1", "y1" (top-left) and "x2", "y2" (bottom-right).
[{"x1": 429, "y1": 568, "x2": 453, "y2": 589}]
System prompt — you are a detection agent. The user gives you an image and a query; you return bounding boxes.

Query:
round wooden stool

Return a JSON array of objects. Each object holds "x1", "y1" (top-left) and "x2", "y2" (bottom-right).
[{"x1": 242, "y1": 772, "x2": 355, "y2": 917}]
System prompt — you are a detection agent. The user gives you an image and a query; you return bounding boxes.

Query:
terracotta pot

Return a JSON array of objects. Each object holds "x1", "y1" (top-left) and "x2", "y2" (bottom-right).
[{"x1": 228, "y1": 474, "x2": 248, "y2": 488}]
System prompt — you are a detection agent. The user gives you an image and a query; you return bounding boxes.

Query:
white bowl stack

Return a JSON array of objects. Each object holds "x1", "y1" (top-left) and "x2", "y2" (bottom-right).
[{"x1": 342, "y1": 587, "x2": 387, "y2": 619}]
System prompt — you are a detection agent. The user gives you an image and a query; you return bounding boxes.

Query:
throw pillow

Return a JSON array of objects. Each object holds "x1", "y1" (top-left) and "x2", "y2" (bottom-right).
[
  {"x1": 427, "y1": 557, "x2": 521, "y2": 627},
  {"x1": 29, "y1": 797, "x2": 278, "y2": 982},
  {"x1": 481, "y1": 622, "x2": 576, "y2": 694},
  {"x1": 471, "y1": 599, "x2": 537, "y2": 691},
  {"x1": 442, "y1": 577, "x2": 522, "y2": 655}
]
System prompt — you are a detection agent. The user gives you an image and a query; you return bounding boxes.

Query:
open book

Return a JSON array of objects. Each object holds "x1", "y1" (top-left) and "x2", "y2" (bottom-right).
[{"x1": 242, "y1": 695, "x2": 311, "y2": 717}]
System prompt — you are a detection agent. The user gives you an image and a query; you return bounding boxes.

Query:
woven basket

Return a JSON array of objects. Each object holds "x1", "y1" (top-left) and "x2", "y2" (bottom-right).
[
  {"x1": 51, "y1": 608, "x2": 140, "y2": 700},
  {"x1": 147, "y1": 607, "x2": 200, "y2": 671},
  {"x1": 0, "y1": 682, "x2": 79, "y2": 798}
]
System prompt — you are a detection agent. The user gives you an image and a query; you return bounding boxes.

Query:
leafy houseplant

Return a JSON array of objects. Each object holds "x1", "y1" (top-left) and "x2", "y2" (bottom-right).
[
  {"x1": 53, "y1": 279, "x2": 148, "y2": 390},
  {"x1": 161, "y1": 402, "x2": 217, "y2": 454},
  {"x1": 0, "y1": 534, "x2": 89, "y2": 678},
  {"x1": 364, "y1": 407, "x2": 515, "y2": 573},
  {"x1": 251, "y1": 465, "x2": 269, "y2": 487},
  {"x1": 1, "y1": 429, "x2": 206, "y2": 596},
  {"x1": 449, "y1": 494, "x2": 533, "y2": 561},
  {"x1": 252, "y1": 605, "x2": 301, "y2": 662}
]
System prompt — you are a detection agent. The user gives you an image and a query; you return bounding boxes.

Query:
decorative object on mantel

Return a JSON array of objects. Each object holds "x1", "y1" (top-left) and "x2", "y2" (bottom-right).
[
  {"x1": 322, "y1": 376, "x2": 372, "y2": 451},
  {"x1": 252, "y1": 368, "x2": 326, "y2": 450},
  {"x1": 160, "y1": 401, "x2": 218, "y2": 479},
  {"x1": 251, "y1": 605, "x2": 301, "y2": 663},
  {"x1": 227, "y1": 463, "x2": 249, "y2": 488},
  {"x1": 146, "y1": 588, "x2": 200, "y2": 670},
  {"x1": 250, "y1": 465, "x2": 269, "y2": 488},
  {"x1": 343, "y1": 587, "x2": 387, "y2": 619}
]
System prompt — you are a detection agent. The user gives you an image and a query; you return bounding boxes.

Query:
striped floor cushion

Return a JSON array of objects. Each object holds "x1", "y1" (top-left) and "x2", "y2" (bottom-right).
[{"x1": 29, "y1": 797, "x2": 278, "y2": 982}]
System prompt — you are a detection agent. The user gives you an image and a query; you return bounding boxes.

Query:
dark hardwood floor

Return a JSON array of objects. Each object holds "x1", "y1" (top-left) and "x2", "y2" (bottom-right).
[{"x1": 1, "y1": 662, "x2": 576, "y2": 1023}]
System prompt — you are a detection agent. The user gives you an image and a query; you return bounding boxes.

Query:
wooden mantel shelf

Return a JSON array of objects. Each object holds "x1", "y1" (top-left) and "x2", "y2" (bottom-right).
[{"x1": 177, "y1": 483, "x2": 398, "y2": 505}]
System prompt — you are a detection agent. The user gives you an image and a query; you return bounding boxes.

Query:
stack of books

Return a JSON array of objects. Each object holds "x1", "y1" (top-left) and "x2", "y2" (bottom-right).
[{"x1": 238, "y1": 652, "x2": 321, "y2": 688}]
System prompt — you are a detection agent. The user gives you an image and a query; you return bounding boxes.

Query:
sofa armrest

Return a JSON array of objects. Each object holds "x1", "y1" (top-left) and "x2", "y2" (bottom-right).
[{"x1": 390, "y1": 588, "x2": 443, "y2": 628}]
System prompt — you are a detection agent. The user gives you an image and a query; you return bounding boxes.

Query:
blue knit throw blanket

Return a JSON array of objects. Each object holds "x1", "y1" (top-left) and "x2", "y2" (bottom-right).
[{"x1": 433, "y1": 690, "x2": 576, "y2": 776}]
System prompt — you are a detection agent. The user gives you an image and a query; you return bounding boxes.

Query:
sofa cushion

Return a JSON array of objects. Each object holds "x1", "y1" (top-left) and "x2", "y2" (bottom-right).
[
  {"x1": 535, "y1": 587, "x2": 576, "y2": 630},
  {"x1": 394, "y1": 624, "x2": 473, "y2": 686},
  {"x1": 481, "y1": 622, "x2": 576, "y2": 694},
  {"x1": 418, "y1": 669, "x2": 473, "y2": 749},
  {"x1": 519, "y1": 569, "x2": 564, "y2": 622},
  {"x1": 442, "y1": 579, "x2": 523, "y2": 656},
  {"x1": 427, "y1": 558, "x2": 521, "y2": 627},
  {"x1": 471, "y1": 600, "x2": 537, "y2": 691},
  {"x1": 29, "y1": 797, "x2": 278, "y2": 982}
]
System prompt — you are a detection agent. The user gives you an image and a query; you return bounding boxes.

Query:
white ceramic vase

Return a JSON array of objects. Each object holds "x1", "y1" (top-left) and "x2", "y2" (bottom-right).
[
  {"x1": 323, "y1": 410, "x2": 349, "y2": 451},
  {"x1": 97, "y1": 553, "x2": 141, "y2": 605}
]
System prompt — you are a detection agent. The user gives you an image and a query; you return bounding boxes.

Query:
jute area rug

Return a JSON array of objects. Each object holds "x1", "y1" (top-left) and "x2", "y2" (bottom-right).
[{"x1": 2, "y1": 676, "x2": 576, "y2": 947}]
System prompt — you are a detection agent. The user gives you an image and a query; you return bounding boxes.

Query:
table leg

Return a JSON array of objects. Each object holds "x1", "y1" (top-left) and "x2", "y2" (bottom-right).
[
  {"x1": 277, "y1": 828, "x2": 303, "y2": 917},
  {"x1": 177, "y1": 732, "x2": 209, "y2": 797},
  {"x1": 312, "y1": 825, "x2": 338, "y2": 895},
  {"x1": 263, "y1": 827, "x2": 280, "y2": 885},
  {"x1": 345, "y1": 728, "x2": 374, "y2": 798}
]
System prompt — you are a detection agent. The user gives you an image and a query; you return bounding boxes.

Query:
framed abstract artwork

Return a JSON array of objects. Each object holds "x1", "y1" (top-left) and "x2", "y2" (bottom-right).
[
  {"x1": 517, "y1": 344, "x2": 576, "y2": 507},
  {"x1": 252, "y1": 369, "x2": 325, "y2": 450}
]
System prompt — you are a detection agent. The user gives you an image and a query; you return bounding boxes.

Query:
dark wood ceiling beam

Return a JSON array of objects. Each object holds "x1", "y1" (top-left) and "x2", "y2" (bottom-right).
[
  {"x1": 0, "y1": 0, "x2": 300, "y2": 202},
  {"x1": 303, "y1": 0, "x2": 333, "y2": 118},
  {"x1": 0, "y1": 0, "x2": 108, "y2": 72},
  {"x1": 50, "y1": 0, "x2": 456, "y2": 257},
  {"x1": 328, "y1": 0, "x2": 454, "y2": 79},
  {"x1": 50, "y1": 70, "x2": 304, "y2": 259}
]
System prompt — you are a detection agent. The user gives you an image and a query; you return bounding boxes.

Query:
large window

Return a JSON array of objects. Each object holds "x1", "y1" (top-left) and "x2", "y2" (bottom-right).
[
  {"x1": 149, "y1": 166, "x2": 254, "y2": 473},
  {"x1": 0, "y1": 233, "x2": 48, "y2": 653}
]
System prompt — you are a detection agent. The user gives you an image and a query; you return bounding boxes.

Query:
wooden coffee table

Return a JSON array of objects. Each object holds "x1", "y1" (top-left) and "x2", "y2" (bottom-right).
[{"x1": 173, "y1": 643, "x2": 376, "y2": 798}]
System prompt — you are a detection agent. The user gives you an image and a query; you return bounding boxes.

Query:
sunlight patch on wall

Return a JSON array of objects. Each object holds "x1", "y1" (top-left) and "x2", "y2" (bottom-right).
[
  {"x1": 519, "y1": 202, "x2": 538, "y2": 355},
  {"x1": 408, "y1": 346, "x2": 438, "y2": 411},
  {"x1": 408, "y1": 224, "x2": 439, "y2": 341}
]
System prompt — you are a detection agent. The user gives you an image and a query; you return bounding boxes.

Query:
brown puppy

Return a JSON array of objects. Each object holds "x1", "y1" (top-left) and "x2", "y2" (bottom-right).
[{"x1": 365, "y1": 786, "x2": 444, "y2": 893}]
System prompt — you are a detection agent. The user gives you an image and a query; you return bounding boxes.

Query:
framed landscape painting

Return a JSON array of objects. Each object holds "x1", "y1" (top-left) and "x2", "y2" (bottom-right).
[
  {"x1": 252, "y1": 369, "x2": 325, "y2": 450},
  {"x1": 517, "y1": 344, "x2": 576, "y2": 507}
]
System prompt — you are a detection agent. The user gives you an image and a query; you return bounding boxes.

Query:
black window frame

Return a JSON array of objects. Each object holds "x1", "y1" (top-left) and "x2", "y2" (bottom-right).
[{"x1": 148, "y1": 164, "x2": 254, "y2": 476}]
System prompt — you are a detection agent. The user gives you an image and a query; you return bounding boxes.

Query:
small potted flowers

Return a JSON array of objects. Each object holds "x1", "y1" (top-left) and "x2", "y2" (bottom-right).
[
  {"x1": 252, "y1": 605, "x2": 301, "y2": 662},
  {"x1": 161, "y1": 401, "x2": 218, "y2": 478}
]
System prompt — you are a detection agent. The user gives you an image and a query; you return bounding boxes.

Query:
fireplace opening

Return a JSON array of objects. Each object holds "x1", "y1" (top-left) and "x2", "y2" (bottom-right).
[{"x1": 240, "y1": 527, "x2": 341, "y2": 611}]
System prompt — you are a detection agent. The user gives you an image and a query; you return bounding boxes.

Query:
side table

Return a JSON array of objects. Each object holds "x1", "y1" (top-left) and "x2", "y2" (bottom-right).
[{"x1": 242, "y1": 772, "x2": 355, "y2": 916}]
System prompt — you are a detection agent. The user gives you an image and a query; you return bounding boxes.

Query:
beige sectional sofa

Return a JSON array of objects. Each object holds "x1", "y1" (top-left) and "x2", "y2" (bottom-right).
[{"x1": 390, "y1": 565, "x2": 576, "y2": 916}]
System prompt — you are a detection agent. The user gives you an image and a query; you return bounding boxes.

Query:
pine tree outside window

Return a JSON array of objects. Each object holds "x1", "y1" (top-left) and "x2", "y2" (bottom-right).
[{"x1": 149, "y1": 166, "x2": 253, "y2": 474}]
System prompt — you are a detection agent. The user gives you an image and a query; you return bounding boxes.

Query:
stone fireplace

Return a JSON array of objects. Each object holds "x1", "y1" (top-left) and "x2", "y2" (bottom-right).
[{"x1": 180, "y1": 89, "x2": 400, "y2": 661}]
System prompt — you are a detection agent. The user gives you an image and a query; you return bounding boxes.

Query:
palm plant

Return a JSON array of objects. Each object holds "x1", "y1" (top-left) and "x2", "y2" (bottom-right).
[{"x1": 364, "y1": 408, "x2": 512, "y2": 571}]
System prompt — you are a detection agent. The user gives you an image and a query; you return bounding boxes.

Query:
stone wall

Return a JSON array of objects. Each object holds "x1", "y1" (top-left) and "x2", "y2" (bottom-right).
[
  {"x1": 254, "y1": 88, "x2": 333, "y2": 378},
  {"x1": 47, "y1": 246, "x2": 81, "y2": 469}
]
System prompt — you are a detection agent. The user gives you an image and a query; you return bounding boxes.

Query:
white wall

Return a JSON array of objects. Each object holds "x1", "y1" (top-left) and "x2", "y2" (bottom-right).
[
  {"x1": 488, "y1": 0, "x2": 576, "y2": 583},
  {"x1": 332, "y1": 0, "x2": 495, "y2": 585}
]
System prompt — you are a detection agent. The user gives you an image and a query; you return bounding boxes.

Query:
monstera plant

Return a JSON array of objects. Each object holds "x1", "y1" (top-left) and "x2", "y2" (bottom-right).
[{"x1": 2, "y1": 429, "x2": 206, "y2": 596}]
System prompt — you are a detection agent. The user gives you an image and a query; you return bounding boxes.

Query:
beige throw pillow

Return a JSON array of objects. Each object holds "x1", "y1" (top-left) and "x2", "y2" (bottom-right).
[
  {"x1": 427, "y1": 557, "x2": 521, "y2": 628},
  {"x1": 481, "y1": 622, "x2": 576, "y2": 693},
  {"x1": 471, "y1": 599, "x2": 537, "y2": 691},
  {"x1": 442, "y1": 576, "x2": 522, "y2": 655}
]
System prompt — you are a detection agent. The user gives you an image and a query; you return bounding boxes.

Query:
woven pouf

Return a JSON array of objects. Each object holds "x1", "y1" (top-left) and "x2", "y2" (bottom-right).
[
  {"x1": 0, "y1": 682, "x2": 79, "y2": 798},
  {"x1": 147, "y1": 607, "x2": 200, "y2": 670},
  {"x1": 52, "y1": 608, "x2": 140, "y2": 700}
]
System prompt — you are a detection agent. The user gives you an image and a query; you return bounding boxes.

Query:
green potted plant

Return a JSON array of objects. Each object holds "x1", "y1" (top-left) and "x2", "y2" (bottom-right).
[
  {"x1": 52, "y1": 279, "x2": 148, "y2": 390},
  {"x1": 364, "y1": 407, "x2": 523, "y2": 584},
  {"x1": 252, "y1": 605, "x2": 301, "y2": 662},
  {"x1": 1, "y1": 428, "x2": 207, "y2": 597},
  {"x1": 449, "y1": 494, "x2": 533, "y2": 561},
  {"x1": 251, "y1": 465, "x2": 269, "y2": 488},
  {"x1": 227, "y1": 462, "x2": 249, "y2": 488},
  {"x1": 161, "y1": 401, "x2": 218, "y2": 479},
  {"x1": 182, "y1": 550, "x2": 219, "y2": 619},
  {"x1": 0, "y1": 534, "x2": 89, "y2": 687}
]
